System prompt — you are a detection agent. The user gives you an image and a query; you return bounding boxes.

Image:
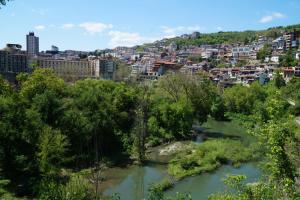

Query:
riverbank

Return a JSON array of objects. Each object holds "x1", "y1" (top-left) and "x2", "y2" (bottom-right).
[{"x1": 99, "y1": 119, "x2": 261, "y2": 199}]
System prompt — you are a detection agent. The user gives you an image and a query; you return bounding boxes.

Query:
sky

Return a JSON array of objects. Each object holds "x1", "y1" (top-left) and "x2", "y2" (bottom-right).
[{"x1": 0, "y1": 0, "x2": 300, "y2": 51}]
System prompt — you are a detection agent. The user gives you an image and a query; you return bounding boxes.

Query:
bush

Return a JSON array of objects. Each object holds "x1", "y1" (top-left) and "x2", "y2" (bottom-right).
[
  {"x1": 37, "y1": 175, "x2": 94, "y2": 200},
  {"x1": 168, "y1": 139, "x2": 258, "y2": 179}
]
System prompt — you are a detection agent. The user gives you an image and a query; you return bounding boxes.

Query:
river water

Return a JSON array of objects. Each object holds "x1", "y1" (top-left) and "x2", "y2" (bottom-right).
[
  {"x1": 103, "y1": 163, "x2": 260, "y2": 200},
  {"x1": 102, "y1": 119, "x2": 261, "y2": 200}
]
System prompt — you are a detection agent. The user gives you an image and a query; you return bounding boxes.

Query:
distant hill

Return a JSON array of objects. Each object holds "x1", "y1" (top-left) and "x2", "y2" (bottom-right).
[{"x1": 135, "y1": 24, "x2": 300, "y2": 51}]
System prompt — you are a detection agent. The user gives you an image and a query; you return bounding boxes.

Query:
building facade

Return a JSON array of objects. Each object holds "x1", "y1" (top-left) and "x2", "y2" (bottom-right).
[
  {"x1": 99, "y1": 59, "x2": 116, "y2": 80},
  {"x1": 36, "y1": 59, "x2": 100, "y2": 81},
  {"x1": 26, "y1": 32, "x2": 39, "y2": 57},
  {"x1": 0, "y1": 44, "x2": 28, "y2": 73}
]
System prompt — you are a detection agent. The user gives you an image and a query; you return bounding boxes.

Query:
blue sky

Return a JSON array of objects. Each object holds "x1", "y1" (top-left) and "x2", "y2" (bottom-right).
[{"x1": 1, "y1": 0, "x2": 300, "y2": 51}]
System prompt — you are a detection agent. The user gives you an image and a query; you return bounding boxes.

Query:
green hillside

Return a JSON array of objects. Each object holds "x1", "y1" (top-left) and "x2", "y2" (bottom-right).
[{"x1": 136, "y1": 24, "x2": 300, "y2": 51}]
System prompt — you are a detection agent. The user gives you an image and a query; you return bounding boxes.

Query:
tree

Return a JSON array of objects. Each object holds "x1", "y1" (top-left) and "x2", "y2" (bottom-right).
[
  {"x1": 0, "y1": 0, "x2": 9, "y2": 6},
  {"x1": 210, "y1": 95, "x2": 226, "y2": 121},
  {"x1": 37, "y1": 126, "x2": 69, "y2": 175},
  {"x1": 114, "y1": 61, "x2": 131, "y2": 81},
  {"x1": 156, "y1": 73, "x2": 215, "y2": 124},
  {"x1": 274, "y1": 71, "x2": 286, "y2": 88},
  {"x1": 148, "y1": 74, "x2": 215, "y2": 141},
  {"x1": 257, "y1": 44, "x2": 272, "y2": 61},
  {"x1": 0, "y1": 76, "x2": 12, "y2": 96},
  {"x1": 281, "y1": 77, "x2": 300, "y2": 100},
  {"x1": 20, "y1": 69, "x2": 66, "y2": 102},
  {"x1": 132, "y1": 84, "x2": 150, "y2": 163},
  {"x1": 279, "y1": 50, "x2": 298, "y2": 67},
  {"x1": 223, "y1": 82, "x2": 268, "y2": 115},
  {"x1": 149, "y1": 99, "x2": 194, "y2": 141}
]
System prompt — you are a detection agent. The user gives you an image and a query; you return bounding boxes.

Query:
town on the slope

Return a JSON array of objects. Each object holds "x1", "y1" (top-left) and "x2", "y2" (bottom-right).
[{"x1": 1, "y1": 27, "x2": 300, "y2": 85}]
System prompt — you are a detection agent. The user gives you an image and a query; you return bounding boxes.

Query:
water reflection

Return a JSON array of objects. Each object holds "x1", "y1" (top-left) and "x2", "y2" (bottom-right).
[
  {"x1": 103, "y1": 163, "x2": 260, "y2": 200},
  {"x1": 103, "y1": 165, "x2": 166, "y2": 199}
]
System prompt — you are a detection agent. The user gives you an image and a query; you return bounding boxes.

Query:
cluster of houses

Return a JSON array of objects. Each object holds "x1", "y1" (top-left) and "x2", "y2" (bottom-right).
[
  {"x1": 1, "y1": 29, "x2": 300, "y2": 85},
  {"x1": 101, "y1": 29, "x2": 300, "y2": 84}
]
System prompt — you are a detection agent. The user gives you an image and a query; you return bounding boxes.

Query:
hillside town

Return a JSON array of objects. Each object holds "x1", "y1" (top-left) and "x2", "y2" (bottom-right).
[
  {"x1": 107, "y1": 28, "x2": 300, "y2": 86},
  {"x1": 1, "y1": 28, "x2": 300, "y2": 86}
]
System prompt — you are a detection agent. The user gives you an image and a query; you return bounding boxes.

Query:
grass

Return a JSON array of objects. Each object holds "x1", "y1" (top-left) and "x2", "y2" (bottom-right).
[
  {"x1": 150, "y1": 178, "x2": 174, "y2": 192},
  {"x1": 168, "y1": 139, "x2": 260, "y2": 179}
]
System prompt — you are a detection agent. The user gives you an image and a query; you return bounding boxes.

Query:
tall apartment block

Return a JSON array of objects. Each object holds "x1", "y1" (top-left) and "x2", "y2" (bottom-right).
[{"x1": 26, "y1": 32, "x2": 39, "y2": 57}]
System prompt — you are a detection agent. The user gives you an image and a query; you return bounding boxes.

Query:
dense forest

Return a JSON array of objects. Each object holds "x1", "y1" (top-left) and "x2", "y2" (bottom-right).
[{"x1": 0, "y1": 68, "x2": 300, "y2": 199}]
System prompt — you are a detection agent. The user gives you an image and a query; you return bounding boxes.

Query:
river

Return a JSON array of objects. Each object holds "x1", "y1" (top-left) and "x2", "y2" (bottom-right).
[{"x1": 102, "y1": 119, "x2": 261, "y2": 200}]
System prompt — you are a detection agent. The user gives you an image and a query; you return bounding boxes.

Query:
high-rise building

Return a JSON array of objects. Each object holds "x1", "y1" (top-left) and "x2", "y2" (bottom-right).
[
  {"x1": 26, "y1": 32, "x2": 39, "y2": 57},
  {"x1": 99, "y1": 59, "x2": 116, "y2": 80}
]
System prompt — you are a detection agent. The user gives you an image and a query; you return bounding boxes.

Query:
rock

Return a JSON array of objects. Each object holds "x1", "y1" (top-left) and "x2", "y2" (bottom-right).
[{"x1": 159, "y1": 142, "x2": 186, "y2": 156}]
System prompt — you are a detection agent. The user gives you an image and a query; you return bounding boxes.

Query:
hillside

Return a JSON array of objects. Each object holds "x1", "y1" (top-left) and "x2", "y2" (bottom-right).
[{"x1": 136, "y1": 23, "x2": 300, "y2": 51}]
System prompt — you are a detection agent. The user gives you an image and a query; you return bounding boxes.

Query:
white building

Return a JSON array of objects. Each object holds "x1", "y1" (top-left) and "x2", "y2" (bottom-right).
[
  {"x1": 296, "y1": 49, "x2": 300, "y2": 60},
  {"x1": 36, "y1": 58, "x2": 100, "y2": 81},
  {"x1": 270, "y1": 56, "x2": 280, "y2": 63},
  {"x1": 232, "y1": 46, "x2": 250, "y2": 60}
]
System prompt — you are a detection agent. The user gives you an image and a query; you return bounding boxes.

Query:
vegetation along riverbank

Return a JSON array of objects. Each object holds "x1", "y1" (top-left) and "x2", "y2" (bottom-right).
[{"x1": 0, "y1": 69, "x2": 300, "y2": 199}]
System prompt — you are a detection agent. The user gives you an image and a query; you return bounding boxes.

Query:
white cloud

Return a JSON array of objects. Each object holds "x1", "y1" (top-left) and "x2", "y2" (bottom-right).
[
  {"x1": 31, "y1": 9, "x2": 47, "y2": 16},
  {"x1": 34, "y1": 25, "x2": 46, "y2": 31},
  {"x1": 259, "y1": 12, "x2": 285, "y2": 23},
  {"x1": 61, "y1": 23, "x2": 75, "y2": 29},
  {"x1": 79, "y1": 22, "x2": 113, "y2": 34},
  {"x1": 161, "y1": 25, "x2": 205, "y2": 38},
  {"x1": 216, "y1": 26, "x2": 223, "y2": 31},
  {"x1": 108, "y1": 31, "x2": 157, "y2": 48}
]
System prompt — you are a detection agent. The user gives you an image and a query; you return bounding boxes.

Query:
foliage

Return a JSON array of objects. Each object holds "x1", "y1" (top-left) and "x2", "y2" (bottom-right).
[
  {"x1": 114, "y1": 60, "x2": 131, "y2": 81},
  {"x1": 0, "y1": 70, "x2": 219, "y2": 198},
  {"x1": 212, "y1": 78, "x2": 300, "y2": 200},
  {"x1": 235, "y1": 60, "x2": 248, "y2": 68},
  {"x1": 168, "y1": 139, "x2": 258, "y2": 179},
  {"x1": 131, "y1": 84, "x2": 150, "y2": 163},
  {"x1": 0, "y1": 177, "x2": 11, "y2": 198},
  {"x1": 282, "y1": 77, "x2": 300, "y2": 101},
  {"x1": 187, "y1": 55, "x2": 203, "y2": 63},
  {"x1": 0, "y1": 76, "x2": 12, "y2": 96},
  {"x1": 149, "y1": 178, "x2": 174, "y2": 192},
  {"x1": 148, "y1": 100, "x2": 194, "y2": 141},
  {"x1": 0, "y1": 69, "x2": 139, "y2": 197},
  {"x1": 37, "y1": 175, "x2": 94, "y2": 200},
  {"x1": 257, "y1": 44, "x2": 272, "y2": 61},
  {"x1": 223, "y1": 82, "x2": 267, "y2": 115},
  {"x1": 210, "y1": 95, "x2": 226, "y2": 121},
  {"x1": 160, "y1": 24, "x2": 300, "y2": 49},
  {"x1": 148, "y1": 74, "x2": 216, "y2": 142},
  {"x1": 0, "y1": 0, "x2": 9, "y2": 6},
  {"x1": 279, "y1": 50, "x2": 299, "y2": 67},
  {"x1": 209, "y1": 175, "x2": 274, "y2": 200},
  {"x1": 1, "y1": 67, "x2": 299, "y2": 199},
  {"x1": 37, "y1": 126, "x2": 69, "y2": 175},
  {"x1": 172, "y1": 31, "x2": 258, "y2": 47},
  {"x1": 274, "y1": 71, "x2": 286, "y2": 88},
  {"x1": 147, "y1": 185, "x2": 192, "y2": 200}
]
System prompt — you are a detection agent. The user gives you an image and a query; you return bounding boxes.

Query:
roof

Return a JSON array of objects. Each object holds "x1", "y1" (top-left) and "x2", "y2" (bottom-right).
[{"x1": 155, "y1": 61, "x2": 176, "y2": 65}]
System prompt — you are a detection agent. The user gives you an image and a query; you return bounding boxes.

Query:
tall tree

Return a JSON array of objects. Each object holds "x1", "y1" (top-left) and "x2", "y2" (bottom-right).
[{"x1": 132, "y1": 84, "x2": 150, "y2": 163}]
